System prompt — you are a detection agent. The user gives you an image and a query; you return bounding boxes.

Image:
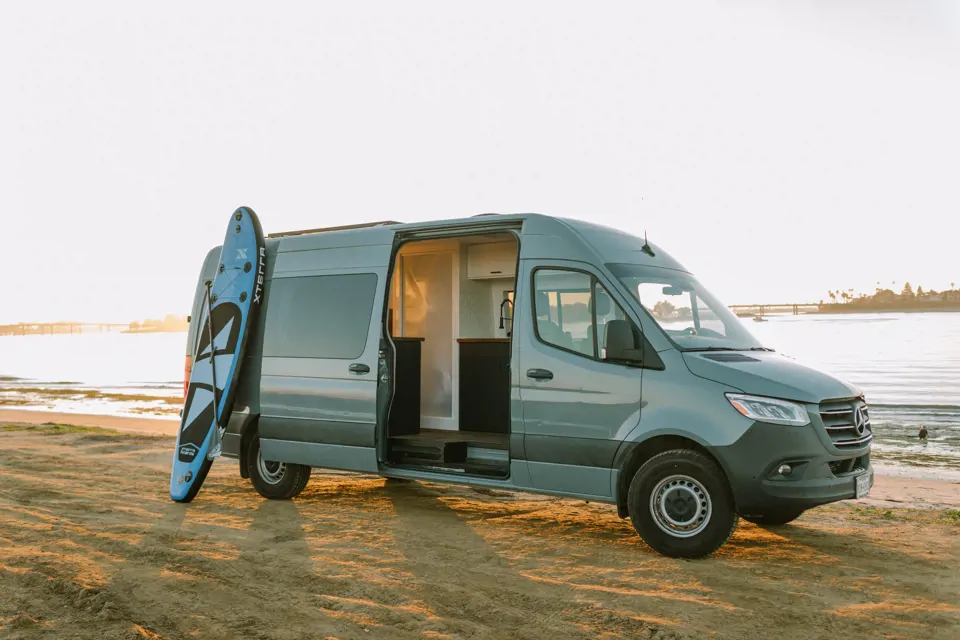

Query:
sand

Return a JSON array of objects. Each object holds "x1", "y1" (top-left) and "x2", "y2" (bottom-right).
[
  {"x1": 0, "y1": 410, "x2": 178, "y2": 437},
  {"x1": 1, "y1": 418, "x2": 958, "y2": 639}
]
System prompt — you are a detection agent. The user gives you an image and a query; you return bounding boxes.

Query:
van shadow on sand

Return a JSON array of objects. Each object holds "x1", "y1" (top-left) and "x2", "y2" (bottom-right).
[
  {"x1": 382, "y1": 480, "x2": 692, "y2": 639},
  {"x1": 383, "y1": 480, "x2": 960, "y2": 639}
]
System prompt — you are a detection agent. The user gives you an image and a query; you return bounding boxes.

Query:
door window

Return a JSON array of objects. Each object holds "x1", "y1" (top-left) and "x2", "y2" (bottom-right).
[
  {"x1": 532, "y1": 269, "x2": 631, "y2": 360},
  {"x1": 263, "y1": 274, "x2": 378, "y2": 359}
]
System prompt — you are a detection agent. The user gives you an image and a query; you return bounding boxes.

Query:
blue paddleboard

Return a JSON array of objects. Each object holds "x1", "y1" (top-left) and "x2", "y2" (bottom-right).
[{"x1": 170, "y1": 206, "x2": 266, "y2": 502}]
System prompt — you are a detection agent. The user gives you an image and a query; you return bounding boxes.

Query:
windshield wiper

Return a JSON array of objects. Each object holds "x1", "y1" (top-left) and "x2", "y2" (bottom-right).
[
  {"x1": 749, "y1": 347, "x2": 776, "y2": 352},
  {"x1": 682, "y1": 347, "x2": 741, "y2": 352}
]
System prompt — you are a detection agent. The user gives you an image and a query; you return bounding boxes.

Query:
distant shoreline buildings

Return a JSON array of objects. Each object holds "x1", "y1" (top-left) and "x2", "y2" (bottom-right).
[
  {"x1": 817, "y1": 283, "x2": 960, "y2": 313},
  {"x1": 0, "y1": 314, "x2": 189, "y2": 337}
]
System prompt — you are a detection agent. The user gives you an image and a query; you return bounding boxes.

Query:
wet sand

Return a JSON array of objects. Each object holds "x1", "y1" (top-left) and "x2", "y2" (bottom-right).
[
  {"x1": 0, "y1": 409, "x2": 178, "y2": 436},
  {"x1": 1, "y1": 421, "x2": 958, "y2": 639}
]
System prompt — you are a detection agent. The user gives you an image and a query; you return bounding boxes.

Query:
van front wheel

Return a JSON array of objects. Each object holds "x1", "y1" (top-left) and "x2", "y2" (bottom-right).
[
  {"x1": 627, "y1": 449, "x2": 738, "y2": 558},
  {"x1": 246, "y1": 434, "x2": 311, "y2": 499}
]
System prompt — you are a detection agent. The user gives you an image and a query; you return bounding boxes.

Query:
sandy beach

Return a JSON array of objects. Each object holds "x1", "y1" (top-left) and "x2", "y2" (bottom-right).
[
  {"x1": 1, "y1": 414, "x2": 958, "y2": 639},
  {"x1": 0, "y1": 409, "x2": 178, "y2": 437}
]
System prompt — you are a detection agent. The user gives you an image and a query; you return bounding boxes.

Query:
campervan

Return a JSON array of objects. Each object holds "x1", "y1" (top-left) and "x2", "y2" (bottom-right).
[{"x1": 183, "y1": 214, "x2": 873, "y2": 557}]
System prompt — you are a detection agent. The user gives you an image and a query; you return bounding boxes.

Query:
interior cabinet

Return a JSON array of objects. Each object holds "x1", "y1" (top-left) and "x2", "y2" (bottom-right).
[
  {"x1": 389, "y1": 337, "x2": 423, "y2": 436},
  {"x1": 466, "y1": 243, "x2": 516, "y2": 280},
  {"x1": 458, "y1": 339, "x2": 510, "y2": 433}
]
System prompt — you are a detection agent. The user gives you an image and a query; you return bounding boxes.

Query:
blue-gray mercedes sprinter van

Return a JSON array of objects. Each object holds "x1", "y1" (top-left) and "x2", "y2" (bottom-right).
[{"x1": 184, "y1": 213, "x2": 874, "y2": 558}]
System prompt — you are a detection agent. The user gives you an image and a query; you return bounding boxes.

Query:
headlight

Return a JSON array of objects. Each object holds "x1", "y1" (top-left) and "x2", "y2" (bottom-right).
[{"x1": 725, "y1": 393, "x2": 811, "y2": 426}]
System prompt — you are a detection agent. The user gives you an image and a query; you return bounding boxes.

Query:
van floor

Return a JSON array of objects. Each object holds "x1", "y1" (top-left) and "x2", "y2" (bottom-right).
[{"x1": 388, "y1": 428, "x2": 509, "y2": 477}]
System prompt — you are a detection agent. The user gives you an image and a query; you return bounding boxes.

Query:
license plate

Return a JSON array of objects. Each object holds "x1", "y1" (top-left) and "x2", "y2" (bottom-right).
[{"x1": 855, "y1": 471, "x2": 873, "y2": 498}]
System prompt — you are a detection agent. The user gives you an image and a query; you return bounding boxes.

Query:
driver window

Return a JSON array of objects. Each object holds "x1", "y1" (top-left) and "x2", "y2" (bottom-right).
[
  {"x1": 533, "y1": 270, "x2": 594, "y2": 357},
  {"x1": 533, "y1": 269, "x2": 634, "y2": 360}
]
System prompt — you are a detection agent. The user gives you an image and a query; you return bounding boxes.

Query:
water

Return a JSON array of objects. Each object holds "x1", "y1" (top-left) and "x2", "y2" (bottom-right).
[
  {"x1": 0, "y1": 332, "x2": 186, "y2": 419},
  {"x1": 1, "y1": 314, "x2": 958, "y2": 473},
  {"x1": 747, "y1": 312, "x2": 960, "y2": 475}
]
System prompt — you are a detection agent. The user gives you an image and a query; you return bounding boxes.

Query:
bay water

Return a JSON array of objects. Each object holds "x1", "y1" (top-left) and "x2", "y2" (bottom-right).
[{"x1": 1, "y1": 313, "x2": 957, "y2": 475}]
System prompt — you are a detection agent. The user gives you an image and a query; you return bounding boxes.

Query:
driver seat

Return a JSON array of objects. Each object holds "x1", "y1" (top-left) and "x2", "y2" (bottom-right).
[{"x1": 536, "y1": 291, "x2": 572, "y2": 349}]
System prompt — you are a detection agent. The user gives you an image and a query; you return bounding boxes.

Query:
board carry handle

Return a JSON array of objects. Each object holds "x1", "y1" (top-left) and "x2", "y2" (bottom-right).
[{"x1": 204, "y1": 279, "x2": 223, "y2": 460}]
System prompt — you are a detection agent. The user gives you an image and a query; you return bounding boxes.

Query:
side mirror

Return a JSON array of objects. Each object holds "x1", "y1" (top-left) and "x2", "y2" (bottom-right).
[{"x1": 604, "y1": 320, "x2": 643, "y2": 364}]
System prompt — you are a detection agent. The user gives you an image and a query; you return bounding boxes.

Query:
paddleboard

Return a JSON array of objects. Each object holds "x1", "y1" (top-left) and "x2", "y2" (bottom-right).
[{"x1": 170, "y1": 206, "x2": 266, "y2": 502}]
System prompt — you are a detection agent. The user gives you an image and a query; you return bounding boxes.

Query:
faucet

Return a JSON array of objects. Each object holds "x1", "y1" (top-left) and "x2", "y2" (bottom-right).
[{"x1": 499, "y1": 298, "x2": 514, "y2": 337}]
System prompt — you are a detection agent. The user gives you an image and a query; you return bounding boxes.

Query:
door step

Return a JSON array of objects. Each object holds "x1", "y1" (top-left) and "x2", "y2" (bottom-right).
[{"x1": 389, "y1": 439, "x2": 468, "y2": 464}]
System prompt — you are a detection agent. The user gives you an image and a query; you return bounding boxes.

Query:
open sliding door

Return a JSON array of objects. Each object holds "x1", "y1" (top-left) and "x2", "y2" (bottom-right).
[{"x1": 258, "y1": 227, "x2": 396, "y2": 473}]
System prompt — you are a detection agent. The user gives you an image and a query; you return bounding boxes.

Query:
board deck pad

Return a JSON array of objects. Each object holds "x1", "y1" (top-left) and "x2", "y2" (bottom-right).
[{"x1": 170, "y1": 206, "x2": 265, "y2": 502}]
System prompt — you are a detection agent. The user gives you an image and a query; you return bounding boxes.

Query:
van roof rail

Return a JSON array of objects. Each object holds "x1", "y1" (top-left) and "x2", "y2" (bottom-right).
[{"x1": 267, "y1": 220, "x2": 403, "y2": 238}]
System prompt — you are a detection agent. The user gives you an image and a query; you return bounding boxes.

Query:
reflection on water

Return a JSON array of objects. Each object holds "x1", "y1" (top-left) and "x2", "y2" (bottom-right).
[{"x1": 0, "y1": 313, "x2": 958, "y2": 470}]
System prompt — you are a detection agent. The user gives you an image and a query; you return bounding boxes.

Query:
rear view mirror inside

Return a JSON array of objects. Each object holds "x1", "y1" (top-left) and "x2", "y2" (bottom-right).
[{"x1": 662, "y1": 285, "x2": 684, "y2": 296}]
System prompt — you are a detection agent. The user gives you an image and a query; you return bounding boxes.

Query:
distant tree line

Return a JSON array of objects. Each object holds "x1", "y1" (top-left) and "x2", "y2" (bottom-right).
[{"x1": 821, "y1": 282, "x2": 960, "y2": 309}]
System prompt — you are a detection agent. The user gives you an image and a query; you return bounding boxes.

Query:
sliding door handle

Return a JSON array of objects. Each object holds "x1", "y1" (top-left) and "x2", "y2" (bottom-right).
[
  {"x1": 349, "y1": 363, "x2": 370, "y2": 374},
  {"x1": 526, "y1": 368, "x2": 554, "y2": 381}
]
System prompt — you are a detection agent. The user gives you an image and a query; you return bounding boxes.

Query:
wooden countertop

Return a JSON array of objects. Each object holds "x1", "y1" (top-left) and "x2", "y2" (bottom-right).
[{"x1": 456, "y1": 338, "x2": 510, "y2": 343}]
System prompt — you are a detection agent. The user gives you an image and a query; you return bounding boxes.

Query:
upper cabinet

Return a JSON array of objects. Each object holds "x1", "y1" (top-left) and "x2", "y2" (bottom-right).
[{"x1": 466, "y1": 243, "x2": 517, "y2": 280}]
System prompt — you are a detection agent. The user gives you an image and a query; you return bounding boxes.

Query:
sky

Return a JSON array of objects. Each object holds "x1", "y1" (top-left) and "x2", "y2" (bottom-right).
[{"x1": 1, "y1": 1, "x2": 958, "y2": 323}]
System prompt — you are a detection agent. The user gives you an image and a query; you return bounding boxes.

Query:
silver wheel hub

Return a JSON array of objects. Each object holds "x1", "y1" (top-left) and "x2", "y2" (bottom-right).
[
  {"x1": 257, "y1": 450, "x2": 286, "y2": 485},
  {"x1": 649, "y1": 474, "x2": 712, "y2": 538}
]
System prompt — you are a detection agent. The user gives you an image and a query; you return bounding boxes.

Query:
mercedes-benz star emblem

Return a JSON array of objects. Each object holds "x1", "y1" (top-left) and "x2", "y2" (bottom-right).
[{"x1": 853, "y1": 406, "x2": 866, "y2": 435}]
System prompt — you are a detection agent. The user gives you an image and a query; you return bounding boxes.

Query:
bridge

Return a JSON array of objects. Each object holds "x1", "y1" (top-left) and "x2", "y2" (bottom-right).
[
  {"x1": 0, "y1": 322, "x2": 130, "y2": 337},
  {"x1": 728, "y1": 303, "x2": 820, "y2": 317}
]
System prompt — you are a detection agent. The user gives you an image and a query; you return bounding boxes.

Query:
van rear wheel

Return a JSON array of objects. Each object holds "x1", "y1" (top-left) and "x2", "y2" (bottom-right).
[
  {"x1": 246, "y1": 434, "x2": 311, "y2": 499},
  {"x1": 627, "y1": 449, "x2": 738, "y2": 558}
]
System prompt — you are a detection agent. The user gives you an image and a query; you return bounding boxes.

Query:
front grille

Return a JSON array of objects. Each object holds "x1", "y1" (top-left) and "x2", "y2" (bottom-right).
[{"x1": 819, "y1": 398, "x2": 873, "y2": 449}]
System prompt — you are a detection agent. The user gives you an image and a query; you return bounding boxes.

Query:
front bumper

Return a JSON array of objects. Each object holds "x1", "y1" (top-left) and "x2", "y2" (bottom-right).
[{"x1": 709, "y1": 420, "x2": 873, "y2": 515}]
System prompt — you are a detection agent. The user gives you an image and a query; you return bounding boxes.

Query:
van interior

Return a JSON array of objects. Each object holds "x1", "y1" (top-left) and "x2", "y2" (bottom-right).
[{"x1": 385, "y1": 233, "x2": 518, "y2": 477}]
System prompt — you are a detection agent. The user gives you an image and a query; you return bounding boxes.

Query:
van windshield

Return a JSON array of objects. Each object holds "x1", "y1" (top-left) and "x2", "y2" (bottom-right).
[{"x1": 607, "y1": 263, "x2": 764, "y2": 351}]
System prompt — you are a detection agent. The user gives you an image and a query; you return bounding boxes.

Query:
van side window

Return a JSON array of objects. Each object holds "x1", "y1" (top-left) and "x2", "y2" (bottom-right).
[
  {"x1": 533, "y1": 270, "x2": 594, "y2": 356},
  {"x1": 263, "y1": 274, "x2": 378, "y2": 359},
  {"x1": 533, "y1": 269, "x2": 639, "y2": 362}
]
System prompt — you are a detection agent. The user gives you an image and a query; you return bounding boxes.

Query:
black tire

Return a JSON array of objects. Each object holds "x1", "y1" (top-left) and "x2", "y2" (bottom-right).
[
  {"x1": 740, "y1": 508, "x2": 806, "y2": 526},
  {"x1": 627, "y1": 449, "x2": 738, "y2": 558},
  {"x1": 246, "y1": 434, "x2": 311, "y2": 499}
]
